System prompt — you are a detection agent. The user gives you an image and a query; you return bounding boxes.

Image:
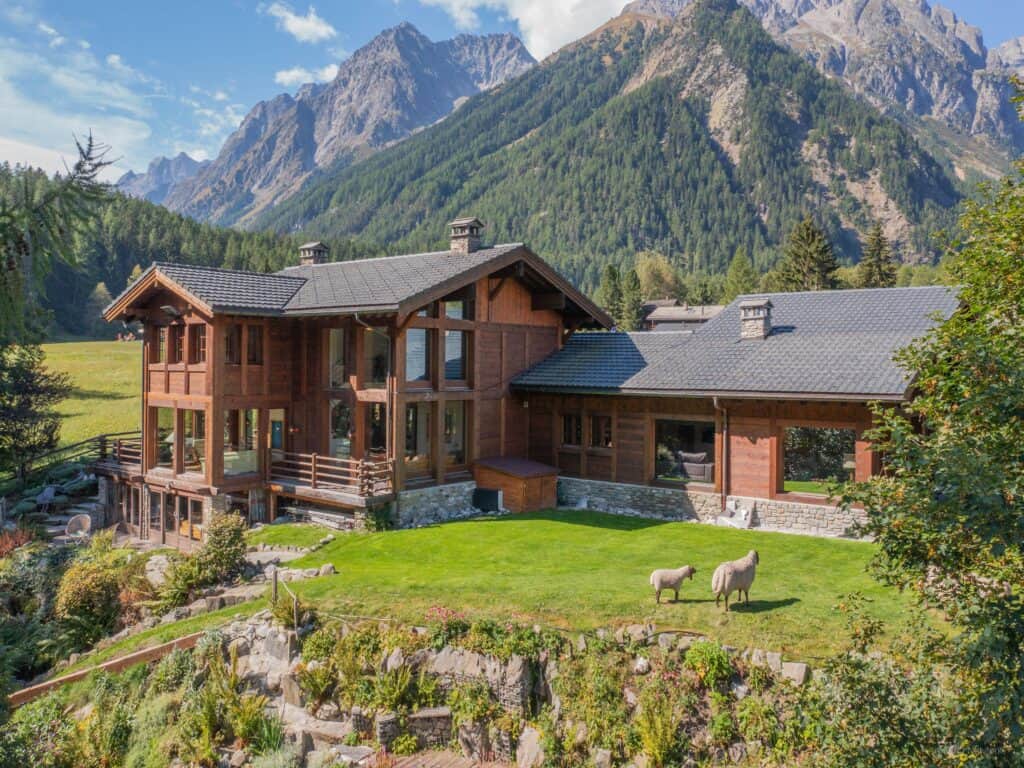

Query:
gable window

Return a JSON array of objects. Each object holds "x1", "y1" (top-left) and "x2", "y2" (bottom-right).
[
  {"x1": 156, "y1": 327, "x2": 167, "y2": 363},
  {"x1": 247, "y1": 325, "x2": 263, "y2": 365},
  {"x1": 189, "y1": 325, "x2": 207, "y2": 364},
  {"x1": 225, "y1": 324, "x2": 241, "y2": 364},
  {"x1": 589, "y1": 414, "x2": 613, "y2": 449},
  {"x1": 562, "y1": 413, "x2": 582, "y2": 447},
  {"x1": 169, "y1": 326, "x2": 184, "y2": 363},
  {"x1": 783, "y1": 426, "x2": 855, "y2": 495},
  {"x1": 328, "y1": 328, "x2": 347, "y2": 388},
  {"x1": 406, "y1": 328, "x2": 431, "y2": 384},
  {"x1": 443, "y1": 286, "x2": 475, "y2": 320},
  {"x1": 444, "y1": 330, "x2": 468, "y2": 381}
]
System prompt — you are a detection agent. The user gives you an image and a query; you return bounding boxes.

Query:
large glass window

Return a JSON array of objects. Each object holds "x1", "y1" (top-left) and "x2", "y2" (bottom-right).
[
  {"x1": 444, "y1": 401, "x2": 467, "y2": 467},
  {"x1": 406, "y1": 328, "x2": 431, "y2": 384},
  {"x1": 330, "y1": 401, "x2": 352, "y2": 458},
  {"x1": 224, "y1": 408, "x2": 259, "y2": 475},
  {"x1": 247, "y1": 325, "x2": 263, "y2": 364},
  {"x1": 225, "y1": 324, "x2": 241, "y2": 364},
  {"x1": 366, "y1": 403, "x2": 387, "y2": 456},
  {"x1": 562, "y1": 413, "x2": 582, "y2": 447},
  {"x1": 783, "y1": 427, "x2": 856, "y2": 494},
  {"x1": 654, "y1": 419, "x2": 715, "y2": 483},
  {"x1": 155, "y1": 408, "x2": 174, "y2": 469},
  {"x1": 363, "y1": 328, "x2": 390, "y2": 388},
  {"x1": 590, "y1": 414, "x2": 613, "y2": 449},
  {"x1": 444, "y1": 330, "x2": 468, "y2": 381},
  {"x1": 169, "y1": 326, "x2": 184, "y2": 363},
  {"x1": 404, "y1": 402, "x2": 433, "y2": 476},
  {"x1": 328, "y1": 328, "x2": 347, "y2": 388},
  {"x1": 443, "y1": 288, "x2": 475, "y2": 320},
  {"x1": 156, "y1": 327, "x2": 167, "y2": 363},
  {"x1": 183, "y1": 410, "x2": 206, "y2": 474}
]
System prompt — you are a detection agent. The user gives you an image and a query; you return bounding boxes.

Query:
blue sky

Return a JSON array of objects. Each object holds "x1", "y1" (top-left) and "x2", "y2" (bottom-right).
[{"x1": 1, "y1": 0, "x2": 1021, "y2": 181}]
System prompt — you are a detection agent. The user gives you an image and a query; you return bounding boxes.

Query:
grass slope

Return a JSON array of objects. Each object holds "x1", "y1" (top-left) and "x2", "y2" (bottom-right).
[
  {"x1": 42, "y1": 340, "x2": 141, "y2": 446},
  {"x1": 275, "y1": 510, "x2": 907, "y2": 659}
]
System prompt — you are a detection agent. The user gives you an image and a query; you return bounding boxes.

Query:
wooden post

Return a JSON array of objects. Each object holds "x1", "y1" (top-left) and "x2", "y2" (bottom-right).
[
  {"x1": 271, "y1": 569, "x2": 279, "y2": 605},
  {"x1": 311, "y1": 453, "x2": 318, "y2": 489},
  {"x1": 292, "y1": 593, "x2": 299, "y2": 629}
]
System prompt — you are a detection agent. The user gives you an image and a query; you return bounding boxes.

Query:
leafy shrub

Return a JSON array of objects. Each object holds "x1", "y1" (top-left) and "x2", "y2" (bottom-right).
[
  {"x1": 390, "y1": 732, "x2": 419, "y2": 755},
  {"x1": 155, "y1": 556, "x2": 201, "y2": 613},
  {"x1": 251, "y1": 746, "x2": 301, "y2": 768},
  {"x1": 746, "y1": 663, "x2": 774, "y2": 694},
  {"x1": 707, "y1": 692, "x2": 736, "y2": 746},
  {"x1": 635, "y1": 687, "x2": 681, "y2": 768},
  {"x1": 53, "y1": 559, "x2": 122, "y2": 640},
  {"x1": 149, "y1": 648, "x2": 196, "y2": 694},
  {"x1": 425, "y1": 605, "x2": 470, "y2": 649},
  {"x1": 196, "y1": 514, "x2": 247, "y2": 583},
  {"x1": 414, "y1": 669, "x2": 443, "y2": 708},
  {"x1": 297, "y1": 661, "x2": 335, "y2": 715},
  {"x1": 0, "y1": 527, "x2": 32, "y2": 557},
  {"x1": 684, "y1": 641, "x2": 733, "y2": 690},
  {"x1": 301, "y1": 623, "x2": 339, "y2": 662},
  {"x1": 736, "y1": 694, "x2": 779, "y2": 748},
  {"x1": 0, "y1": 691, "x2": 76, "y2": 767},
  {"x1": 123, "y1": 692, "x2": 180, "y2": 768},
  {"x1": 230, "y1": 693, "x2": 275, "y2": 750},
  {"x1": 270, "y1": 595, "x2": 311, "y2": 629},
  {"x1": 373, "y1": 666, "x2": 415, "y2": 713},
  {"x1": 462, "y1": 618, "x2": 563, "y2": 661},
  {"x1": 447, "y1": 681, "x2": 496, "y2": 726},
  {"x1": 553, "y1": 645, "x2": 632, "y2": 753}
]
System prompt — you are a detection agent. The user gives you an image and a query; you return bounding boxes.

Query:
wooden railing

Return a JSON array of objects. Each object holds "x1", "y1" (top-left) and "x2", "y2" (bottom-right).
[
  {"x1": 270, "y1": 451, "x2": 394, "y2": 497},
  {"x1": 0, "y1": 431, "x2": 142, "y2": 489}
]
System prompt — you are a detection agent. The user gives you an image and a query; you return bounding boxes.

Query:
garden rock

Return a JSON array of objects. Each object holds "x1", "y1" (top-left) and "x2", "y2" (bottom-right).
[
  {"x1": 385, "y1": 646, "x2": 404, "y2": 672},
  {"x1": 730, "y1": 681, "x2": 750, "y2": 700},
  {"x1": 728, "y1": 742, "x2": 748, "y2": 763},
  {"x1": 457, "y1": 721, "x2": 491, "y2": 759},
  {"x1": 765, "y1": 651, "x2": 784, "y2": 674},
  {"x1": 145, "y1": 554, "x2": 173, "y2": 587},
  {"x1": 592, "y1": 748, "x2": 613, "y2": 768},
  {"x1": 516, "y1": 726, "x2": 545, "y2": 768},
  {"x1": 781, "y1": 661, "x2": 809, "y2": 686},
  {"x1": 264, "y1": 629, "x2": 297, "y2": 662},
  {"x1": 228, "y1": 638, "x2": 250, "y2": 658},
  {"x1": 281, "y1": 671, "x2": 303, "y2": 706},
  {"x1": 633, "y1": 656, "x2": 651, "y2": 675},
  {"x1": 657, "y1": 633, "x2": 677, "y2": 650},
  {"x1": 318, "y1": 563, "x2": 335, "y2": 576},
  {"x1": 228, "y1": 749, "x2": 247, "y2": 768}
]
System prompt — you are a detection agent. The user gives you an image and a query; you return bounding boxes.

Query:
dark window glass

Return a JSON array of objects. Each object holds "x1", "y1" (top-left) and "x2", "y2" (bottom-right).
[
  {"x1": 247, "y1": 325, "x2": 263, "y2": 364},
  {"x1": 404, "y1": 402, "x2": 432, "y2": 475},
  {"x1": 406, "y1": 328, "x2": 431, "y2": 383},
  {"x1": 783, "y1": 427, "x2": 856, "y2": 493},
  {"x1": 363, "y1": 328, "x2": 390, "y2": 388},
  {"x1": 365, "y1": 403, "x2": 387, "y2": 454},
  {"x1": 170, "y1": 326, "x2": 184, "y2": 363},
  {"x1": 330, "y1": 400, "x2": 352, "y2": 458},
  {"x1": 156, "y1": 327, "x2": 167, "y2": 363},
  {"x1": 190, "y1": 325, "x2": 207, "y2": 363},
  {"x1": 562, "y1": 414, "x2": 582, "y2": 447},
  {"x1": 444, "y1": 401, "x2": 466, "y2": 466},
  {"x1": 328, "y1": 328, "x2": 346, "y2": 388},
  {"x1": 654, "y1": 419, "x2": 716, "y2": 482},
  {"x1": 589, "y1": 415, "x2": 613, "y2": 449},
  {"x1": 225, "y1": 325, "x2": 241, "y2": 364},
  {"x1": 444, "y1": 330, "x2": 467, "y2": 380},
  {"x1": 183, "y1": 410, "x2": 205, "y2": 473},
  {"x1": 155, "y1": 407, "x2": 174, "y2": 468}
]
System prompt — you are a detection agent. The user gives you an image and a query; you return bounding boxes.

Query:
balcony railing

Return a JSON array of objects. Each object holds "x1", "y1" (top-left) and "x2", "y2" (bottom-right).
[
  {"x1": 270, "y1": 451, "x2": 394, "y2": 498},
  {"x1": 0, "y1": 431, "x2": 143, "y2": 490}
]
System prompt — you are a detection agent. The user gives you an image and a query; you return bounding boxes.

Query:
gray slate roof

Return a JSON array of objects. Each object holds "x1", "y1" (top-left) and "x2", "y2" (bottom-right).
[
  {"x1": 279, "y1": 244, "x2": 522, "y2": 313},
  {"x1": 147, "y1": 262, "x2": 306, "y2": 315},
  {"x1": 514, "y1": 286, "x2": 959, "y2": 400}
]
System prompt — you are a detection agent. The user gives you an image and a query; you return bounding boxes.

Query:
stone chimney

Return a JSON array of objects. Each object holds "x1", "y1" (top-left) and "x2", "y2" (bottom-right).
[
  {"x1": 449, "y1": 217, "x2": 483, "y2": 255},
  {"x1": 739, "y1": 298, "x2": 772, "y2": 340},
  {"x1": 299, "y1": 241, "x2": 328, "y2": 266}
]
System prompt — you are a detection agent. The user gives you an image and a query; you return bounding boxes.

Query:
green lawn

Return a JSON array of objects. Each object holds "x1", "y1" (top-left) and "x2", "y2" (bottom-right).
[
  {"x1": 42, "y1": 340, "x2": 142, "y2": 445},
  {"x1": 269, "y1": 510, "x2": 911, "y2": 659},
  {"x1": 247, "y1": 523, "x2": 331, "y2": 549}
]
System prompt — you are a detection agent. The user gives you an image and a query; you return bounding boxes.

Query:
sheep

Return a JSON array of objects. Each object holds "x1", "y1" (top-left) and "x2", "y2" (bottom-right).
[
  {"x1": 711, "y1": 550, "x2": 759, "y2": 611},
  {"x1": 649, "y1": 565, "x2": 697, "y2": 604}
]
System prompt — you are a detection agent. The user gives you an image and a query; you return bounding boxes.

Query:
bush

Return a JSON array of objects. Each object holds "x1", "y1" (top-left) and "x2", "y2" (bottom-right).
[
  {"x1": 251, "y1": 746, "x2": 301, "y2": 768},
  {"x1": 684, "y1": 641, "x2": 733, "y2": 690},
  {"x1": 149, "y1": 648, "x2": 196, "y2": 694},
  {"x1": 736, "y1": 694, "x2": 779, "y2": 748},
  {"x1": 155, "y1": 556, "x2": 201, "y2": 613},
  {"x1": 123, "y1": 692, "x2": 180, "y2": 768},
  {"x1": 196, "y1": 514, "x2": 247, "y2": 583},
  {"x1": 707, "y1": 692, "x2": 736, "y2": 746},
  {"x1": 635, "y1": 687, "x2": 682, "y2": 768},
  {"x1": 746, "y1": 663, "x2": 774, "y2": 694},
  {"x1": 447, "y1": 681, "x2": 497, "y2": 727},
  {"x1": 0, "y1": 691, "x2": 76, "y2": 767},
  {"x1": 53, "y1": 559, "x2": 122, "y2": 637},
  {"x1": 390, "y1": 732, "x2": 419, "y2": 755},
  {"x1": 373, "y1": 666, "x2": 415, "y2": 713},
  {"x1": 301, "y1": 624, "x2": 339, "y2": 663},
  {"x1": 425, "y1": 605, "x2": 470, "y2": 650},
  {"x1": 297, "y1": 662, "x2": 335, "y2": 715},
  {"x1": 0, "y1": 527, "x2": 32, "y2": 557}
]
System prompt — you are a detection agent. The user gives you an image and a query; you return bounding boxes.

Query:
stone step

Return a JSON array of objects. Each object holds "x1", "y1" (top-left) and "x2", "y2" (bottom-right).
[{"x1": 390, "y1": 752, "x2": 508, "y2": 768}]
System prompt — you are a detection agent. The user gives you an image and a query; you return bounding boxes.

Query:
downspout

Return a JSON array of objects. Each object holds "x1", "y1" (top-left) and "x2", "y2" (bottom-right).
[
  {"x1": 353, "y1": 314, "x2": 395, "y2": 504},
  {"x1": 713, "y1": 396, "x2": 729, "y2": 512}
]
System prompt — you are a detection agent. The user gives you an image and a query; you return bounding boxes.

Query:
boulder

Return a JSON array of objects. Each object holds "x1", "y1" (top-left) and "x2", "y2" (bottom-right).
[
  {"x1": 318, "y1": 563, "x2": 336, "y2": 577},
  {"x1": 384, "y1": 646, "x2": 405, "y2": 672},
  {"x1": 228, "y1": 749, "x2": 247, "y2": 768},
  {"x1": 265, "y1": 629, "x2": 297, "y2": 663},
  {"x1": 516, "y1": 726, "x2": 545, "y2": 768},
  {"x1": 765, "y1": 651, "x2": 784, "y2": 674},
  {"x1": 144, "y1": 555, "x2": 173, "y2": 588},
  {"x1": 657, "y1": 633, "x2": 677, "y2": 650},
  {"x1": 457, "y1": 721, "x2": 491, "y2": 759},
  {"x1": 633, "y1": 656, "x2": 651, "y2": 675},
  {"x1": 592, "y1": 748, "x2": 613, "y2": 768},
  {"x1": 281, "y1": 672, "x2": 303, "y2": 706},
  {"x1": 781, "y1": 661, "x2": 809, "y2": 686}
]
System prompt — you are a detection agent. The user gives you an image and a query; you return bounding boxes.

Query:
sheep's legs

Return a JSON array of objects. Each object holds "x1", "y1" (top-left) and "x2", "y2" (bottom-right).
[
  {"x1": 655, "y1": 589, "x2": 661, "y2": 604},
  {"x1": 674, "y1": 589, "x2": 679, "y2": 602}
]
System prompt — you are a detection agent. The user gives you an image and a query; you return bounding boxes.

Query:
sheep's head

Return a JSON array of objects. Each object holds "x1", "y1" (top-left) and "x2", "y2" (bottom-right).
[
  {"x1": 749, "y1": 550, "x2": 759, "y2": 565},
  {"x1": 682, "y1": 565, "x2": 696, "y2": 579}
]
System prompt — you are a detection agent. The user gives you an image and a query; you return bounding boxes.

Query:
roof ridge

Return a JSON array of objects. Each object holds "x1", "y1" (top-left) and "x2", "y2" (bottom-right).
[
  {"x1": 278, "y1": 243, "x2": 523, "y2": 272},
  {"x1": 735, "y1": 284, "x2": 955, "y2": 300},
  {"x1": 155, "y1": 261, "x2": 306, "y2": 282}
]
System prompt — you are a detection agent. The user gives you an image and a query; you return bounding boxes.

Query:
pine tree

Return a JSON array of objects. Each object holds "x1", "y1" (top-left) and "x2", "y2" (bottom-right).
[
  {"x1": 777, "y1": 217, "x2": 839, "y2": 291},
  {"x1": 619, "y1": 268, "x2": 644, "y2": 331},
  {"x1": 857, "y1": 223, "x2": 898, "y2": 288},
  {"x1": 0, "y1": 345, "x2": 71, "y2": 479},
  {"x1": 597, "y1": 264, "x2": 623, "y2": 325},
  {"x1": 126, "y1": 264, "x2": 144, "y2": 287},
  {"x1": 722, "y1": 248, "x2": 759, "y2": 302}
]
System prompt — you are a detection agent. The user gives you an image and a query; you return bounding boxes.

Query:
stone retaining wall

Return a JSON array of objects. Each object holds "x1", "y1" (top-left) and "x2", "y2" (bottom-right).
[
  {"x1": 396, "y1": 481, "x2": 480, "y2": 528},
  {"x1": 557, "y1": 476, "x2": 721, "y2": 523},
  {"x1": 731, "y1": 495, "x2": 867, "y2": 538}
]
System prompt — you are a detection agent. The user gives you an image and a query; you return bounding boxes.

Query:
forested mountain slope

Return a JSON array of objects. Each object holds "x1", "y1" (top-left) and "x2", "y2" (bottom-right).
[{"x1": 257, "y1": 0, "x2": 962, "y2": 292}]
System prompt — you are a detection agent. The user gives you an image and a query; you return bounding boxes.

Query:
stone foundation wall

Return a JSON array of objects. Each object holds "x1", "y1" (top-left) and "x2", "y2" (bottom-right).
[
  {"x1": 407, "y1": 707, "x2": 453, "y2": 749},
  {"x1": 730, "y1": 495, "x2": 867, "y2": 538},
  {"x1": 557, "y1": 476, "x2": 721, "y2": 523},
  {"x1": 396, "y1": 481, "x2": 479, "y2": 528}
]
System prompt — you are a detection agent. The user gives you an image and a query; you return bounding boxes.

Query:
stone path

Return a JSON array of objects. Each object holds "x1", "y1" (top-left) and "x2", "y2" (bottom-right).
[
  {"x1": 390, "y1": 752, "x2": 508, "y2": 768},
  {"x1": 246, "y1": 548, "x2": 304, "y2": 565}
]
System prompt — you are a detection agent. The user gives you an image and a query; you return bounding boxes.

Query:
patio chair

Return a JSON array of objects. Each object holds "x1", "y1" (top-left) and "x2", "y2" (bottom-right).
[{"x1": 65, "y1": 513, "x2": 92, "y2": 540}]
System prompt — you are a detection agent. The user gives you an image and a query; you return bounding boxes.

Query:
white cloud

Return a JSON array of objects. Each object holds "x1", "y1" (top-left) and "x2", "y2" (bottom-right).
[
  {"x1": 273, "y1": 63, "x2": 337, "y2": 87},
  {"x1": 263, "y1": 3, "x2": 337, "y2": 44},
  {"x1": 417, "y1": 0, "x2": 627, "y2": 58},
  {"x1": 213, "y1": 89, "x2": 229, "y2": 101},
  {"x1": 37, "y1": 21, "x2": 58, "y2": 36}
]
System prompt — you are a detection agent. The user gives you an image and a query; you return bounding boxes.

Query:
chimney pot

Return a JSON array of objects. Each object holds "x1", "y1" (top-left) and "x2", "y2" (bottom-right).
[
  {"x1": 449, "y1": 217, "x2": 484, "y2": 255},
  {"x1": 739, "y1": 298, "x2": 772, "y2": 340},
  {"x1": 299, "y1": 241, "x2": 328, "y2": 266}
]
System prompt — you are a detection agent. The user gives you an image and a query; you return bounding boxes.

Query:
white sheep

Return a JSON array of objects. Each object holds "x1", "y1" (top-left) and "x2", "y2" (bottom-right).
[
  {"x1": 711, "y1": 550, "x2": 759, "y2": 611},
  {"x1": 649, "y1": 565, "x2": 697, "y2": 604}
]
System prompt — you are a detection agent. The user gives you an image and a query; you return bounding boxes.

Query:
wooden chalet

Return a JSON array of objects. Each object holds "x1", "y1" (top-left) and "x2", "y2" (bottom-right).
[{"x1": 99, "y1": 219, "x2": 958, "y2": 548}]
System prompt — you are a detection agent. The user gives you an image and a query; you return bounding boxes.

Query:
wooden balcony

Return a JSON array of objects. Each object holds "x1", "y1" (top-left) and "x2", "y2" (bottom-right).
[{"x1": 268, "y1": 451, "x2": 395, "y2": 508}]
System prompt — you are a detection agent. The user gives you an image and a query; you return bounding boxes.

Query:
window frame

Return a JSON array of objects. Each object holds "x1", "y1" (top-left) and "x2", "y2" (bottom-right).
[
  {"x1": 189, "y1": 325, "x2": 207, "y2": 364},
  {"x1": 155, "y1": 327, "x2": 167, "y2": 363},
  {"x1": 588, "y1": 414, "x2": 614, "y2": 451},
  {"x1": 443, "y1": 329, "x2": 470, "y2": 384},
  {"x1": 225, "y1": 324, "x2": 242, "y2": 365},
  {"x1": 246, "y1": 324, "x2": 264, "y2": 365},
  {"x1": 405, "y1": 327, "x2": 432, "y2": 386},
  {"x1": 327, "y1": 327, "x2": 348, "y2": 389},
  {"x1": 561, "y1": 412, "x2": 582, "y2": 448}
]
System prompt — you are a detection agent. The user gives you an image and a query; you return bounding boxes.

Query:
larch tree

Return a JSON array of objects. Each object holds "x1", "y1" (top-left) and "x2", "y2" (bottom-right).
[
  {"x1": 722, "y1": 248, "x2": 759, "y2": 302},
  {"x1": 635, "y1": 251, "x2": 683, "y2": 301},
  {"x1": 777, "y1": 217, "x2": 839, "y2": 292},
  {"x1": 857, "y1": 223, "x2": 898, "y2": 288}
]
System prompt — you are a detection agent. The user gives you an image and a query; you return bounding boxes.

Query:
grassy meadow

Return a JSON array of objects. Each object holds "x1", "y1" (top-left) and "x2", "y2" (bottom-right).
[{"x1": 42, "y1": 340, "x2": 142, "y2": 445}]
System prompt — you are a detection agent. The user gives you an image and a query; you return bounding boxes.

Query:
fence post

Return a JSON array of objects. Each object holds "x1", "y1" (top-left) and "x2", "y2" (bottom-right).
[
  {"x1": 311, "y1": 453, "x2": 318, "y2": 489},
  {"x1": 271, "y1": 569, "x2": 279, "y2": 605},
  {"x1": 292, "y1": 594, "x2": 299, "y2": 630},
  {"x1": 98, "y1": 435, "x2": 108, "y2": 461}
]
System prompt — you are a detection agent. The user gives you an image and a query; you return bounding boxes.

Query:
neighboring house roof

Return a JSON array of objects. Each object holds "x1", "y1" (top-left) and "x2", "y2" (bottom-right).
[
  {"x1": 514, "y1": 286, "x2": 959, "y2": 401},
  {"x1": 646, "y1": 304, "x2": 723, "y2": 324},
  {"x1": 103, "y1": 242, "x2": 611, "y2": 327}
]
